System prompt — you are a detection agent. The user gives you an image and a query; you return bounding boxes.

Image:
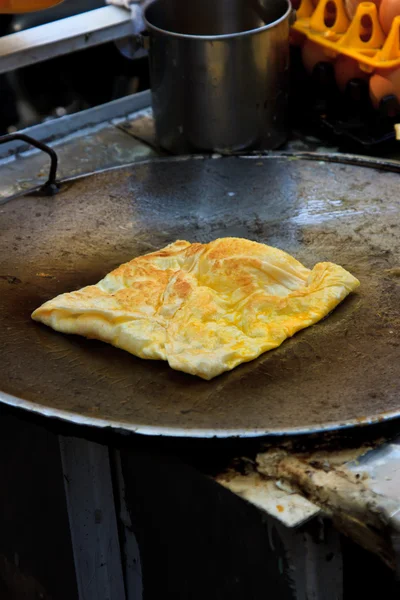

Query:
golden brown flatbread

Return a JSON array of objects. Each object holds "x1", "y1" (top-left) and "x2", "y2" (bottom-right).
[{"x1": 32, "y1": 237, "x2": 360, "y2": 379}]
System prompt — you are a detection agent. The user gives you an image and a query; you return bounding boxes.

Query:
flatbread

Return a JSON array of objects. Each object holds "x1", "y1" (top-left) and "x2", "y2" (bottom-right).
[{"x1": 32, "y1": 237, "x2": 360, "y2": 379}]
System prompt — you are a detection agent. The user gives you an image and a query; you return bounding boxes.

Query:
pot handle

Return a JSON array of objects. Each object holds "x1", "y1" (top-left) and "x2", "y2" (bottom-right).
[
  {"x1": 136, "y1": 30, "x2": 150, "y2": 51},
  {"x1": 114, "y1": 31, "x2": 149, "y2": 60},
  {"x1": 290, "y1": 8, "x2": 297, "y2": 25},
  {"x1": 106, "y1": 0, "x2": 150, "y2": 60}
]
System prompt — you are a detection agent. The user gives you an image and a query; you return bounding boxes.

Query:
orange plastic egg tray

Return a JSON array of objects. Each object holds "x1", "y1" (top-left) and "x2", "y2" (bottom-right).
[{"x1": 292, "y1": 0, "x2": 400, "y2": 72}]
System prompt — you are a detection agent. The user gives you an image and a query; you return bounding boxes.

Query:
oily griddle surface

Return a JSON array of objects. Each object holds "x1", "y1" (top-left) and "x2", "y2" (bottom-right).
[{"x1": 0, "y1": 156, "x2": 399, "y2": 437}]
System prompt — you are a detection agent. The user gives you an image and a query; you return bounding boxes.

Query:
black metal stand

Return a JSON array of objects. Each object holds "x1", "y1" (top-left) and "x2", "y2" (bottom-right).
[{"x1": 0, "y1": 133, "x2": 60, "y2": 195}]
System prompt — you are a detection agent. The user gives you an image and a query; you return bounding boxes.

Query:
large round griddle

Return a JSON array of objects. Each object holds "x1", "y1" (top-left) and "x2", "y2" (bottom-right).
[{"x1": 1, "y1": 155, "x2": 399, "y2": 437}]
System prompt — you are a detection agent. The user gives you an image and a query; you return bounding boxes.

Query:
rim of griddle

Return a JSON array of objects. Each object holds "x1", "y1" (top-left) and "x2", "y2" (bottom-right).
[
  {"x1": 0, "y1": 388, "x2": 397, "y2": 437},
  {"x1": 2, "y1": 151, "x2": 400, "y2": 205}
]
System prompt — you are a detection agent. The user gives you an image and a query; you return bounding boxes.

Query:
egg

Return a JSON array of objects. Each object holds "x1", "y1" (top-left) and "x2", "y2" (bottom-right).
[
  {"x1": 290, "y1": 28, "x2": 306, "y2": 46},
  {"x1": 369, "y1": 68, "x2": 400, "y2": 107},
  {"x1": 301, "y1": 39, "x2": 333, "y2": 73},
  {"x1": 334, "y1": 55, "x2": 369, "y2": 91},
  {"x1": 379, "y1": 0, "x2": 400, "y2": 34},
  {"x1": 32, "y1": 238, "x2": 360, "y2": 380}
]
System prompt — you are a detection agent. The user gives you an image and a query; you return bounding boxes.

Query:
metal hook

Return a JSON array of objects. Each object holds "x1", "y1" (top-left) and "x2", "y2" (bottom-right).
[{"x1": 0, "y1": 133, "x2": 60, "y2": 196}]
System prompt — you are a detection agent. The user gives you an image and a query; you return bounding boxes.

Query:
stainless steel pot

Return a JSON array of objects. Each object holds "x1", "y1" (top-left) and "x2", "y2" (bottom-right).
[{"x1": 143, "y1": 0, "x2": 292, "y2": 154}]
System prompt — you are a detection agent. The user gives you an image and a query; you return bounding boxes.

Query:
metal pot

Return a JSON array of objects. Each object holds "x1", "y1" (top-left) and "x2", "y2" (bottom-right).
[{"x1": 143, "y1": 0, "x2": 292, "y2": 154}]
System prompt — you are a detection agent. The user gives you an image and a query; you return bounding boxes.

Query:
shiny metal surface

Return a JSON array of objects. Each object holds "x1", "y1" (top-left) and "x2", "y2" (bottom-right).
[
  {"x1": 144, "y1": 0, "x2": 290, "y2": 153},
  {"x1": 0, "y1": 155, "x2": 399, "y2": 438},
  {"x1": 0, "y1": 6, "x2": 132, "y2": 75}
]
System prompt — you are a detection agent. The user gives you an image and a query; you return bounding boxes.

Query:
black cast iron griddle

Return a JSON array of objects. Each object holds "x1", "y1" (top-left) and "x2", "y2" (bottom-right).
[{"x1": 0, "y1": 155, "x2": 399, "y2": 437}]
